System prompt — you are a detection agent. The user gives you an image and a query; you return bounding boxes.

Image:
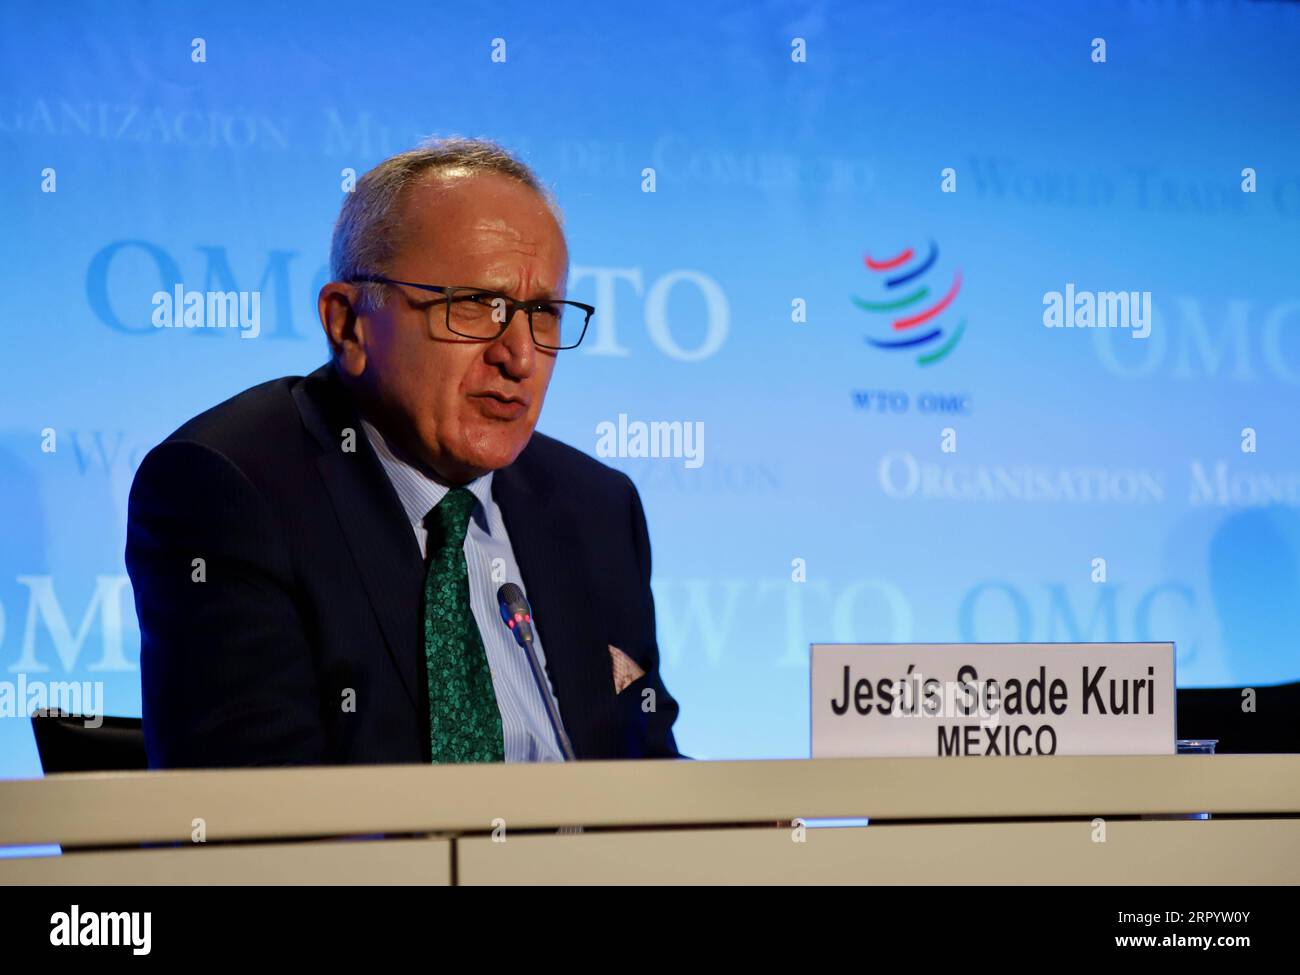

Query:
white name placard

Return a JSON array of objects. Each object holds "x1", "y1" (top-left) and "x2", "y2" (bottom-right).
[{"x1": 811, "y1": 643, "x2": 1175, "y2": 758}]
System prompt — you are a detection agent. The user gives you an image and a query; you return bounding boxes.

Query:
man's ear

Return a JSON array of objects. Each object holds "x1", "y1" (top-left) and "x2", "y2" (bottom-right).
[{"x1": 318, "y1": 282, "x2": 367, "y2": 377}]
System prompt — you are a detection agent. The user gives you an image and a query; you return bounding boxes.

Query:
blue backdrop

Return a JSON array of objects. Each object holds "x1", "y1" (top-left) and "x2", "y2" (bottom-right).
[{"x1": 2, "y1": 0, "x2": 1299, "y2": 778}]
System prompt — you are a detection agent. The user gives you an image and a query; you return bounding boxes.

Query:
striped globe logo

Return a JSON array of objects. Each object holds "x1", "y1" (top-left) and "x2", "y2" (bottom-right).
[{"x1": 854, "y1": 241, "x2": 965, "y2": 366}]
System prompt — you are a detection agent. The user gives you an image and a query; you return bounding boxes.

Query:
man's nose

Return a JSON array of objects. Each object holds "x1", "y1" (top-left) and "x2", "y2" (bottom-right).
[{"x1": 484, "y1": 306, "x2": 536, "y2": 378}]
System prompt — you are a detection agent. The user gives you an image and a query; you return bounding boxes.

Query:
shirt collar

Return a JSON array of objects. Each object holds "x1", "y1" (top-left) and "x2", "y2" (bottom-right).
[{"x1": 360, "y1": 419, "x2": 495, "y2": 531}]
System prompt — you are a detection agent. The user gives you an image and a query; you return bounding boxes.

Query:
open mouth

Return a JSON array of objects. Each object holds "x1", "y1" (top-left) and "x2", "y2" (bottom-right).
[{"x1": 471, "y1": 391, "x2": 528, "y2": 419}]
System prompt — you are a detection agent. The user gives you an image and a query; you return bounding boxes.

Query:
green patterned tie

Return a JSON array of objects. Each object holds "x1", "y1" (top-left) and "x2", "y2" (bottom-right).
[{"x1": 422, "y1": 487, "x2": 505, "y2": 763}]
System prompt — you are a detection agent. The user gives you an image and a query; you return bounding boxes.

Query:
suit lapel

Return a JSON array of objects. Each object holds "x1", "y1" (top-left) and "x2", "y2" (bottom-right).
[
  {"x1": 293, "y1": 366, "x2": 424, "y2": 711},
  {"x1": 494, "y1": 447, "x2": 614, "y2": 758}
]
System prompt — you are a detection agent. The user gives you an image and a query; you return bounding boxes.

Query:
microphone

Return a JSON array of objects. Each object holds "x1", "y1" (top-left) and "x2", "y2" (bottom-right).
[{"x1": 497, "y1": 583, "x2": 576, "y2": 761}]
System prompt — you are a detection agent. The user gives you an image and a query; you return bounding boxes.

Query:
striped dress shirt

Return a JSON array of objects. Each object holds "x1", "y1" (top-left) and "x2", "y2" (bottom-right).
[{"x1": 361, "y1": 420, "x2": 567, "y2": 763}]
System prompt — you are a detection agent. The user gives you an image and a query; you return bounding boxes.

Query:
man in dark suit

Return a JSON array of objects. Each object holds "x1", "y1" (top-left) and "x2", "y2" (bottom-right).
[{"x1": 126, "y1": 137, "x2": 682, "y2": 767}]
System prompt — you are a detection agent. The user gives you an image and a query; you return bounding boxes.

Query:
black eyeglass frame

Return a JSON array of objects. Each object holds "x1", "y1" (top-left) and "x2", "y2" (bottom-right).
[{"x1": 350, "y1": 274, "x2": 594, "y2": 350}]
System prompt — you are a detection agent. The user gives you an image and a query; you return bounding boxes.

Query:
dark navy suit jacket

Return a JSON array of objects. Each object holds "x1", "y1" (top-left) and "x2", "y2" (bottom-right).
[{"x1": 126, "y1": 364, "x2": 682, "y2": 767}]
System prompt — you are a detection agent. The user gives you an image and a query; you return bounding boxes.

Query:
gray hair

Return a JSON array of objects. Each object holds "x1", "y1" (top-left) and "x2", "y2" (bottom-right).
[{"x1": 329, "y1": 136, "x2": 561, "y2": 312}]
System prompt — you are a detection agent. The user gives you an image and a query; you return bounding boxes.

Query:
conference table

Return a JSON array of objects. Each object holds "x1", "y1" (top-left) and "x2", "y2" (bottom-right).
[{"x1": 2, "y1": 756, "x2": 1298, "y2": 884}]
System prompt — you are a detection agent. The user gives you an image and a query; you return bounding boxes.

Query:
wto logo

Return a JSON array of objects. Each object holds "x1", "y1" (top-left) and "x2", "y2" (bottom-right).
[{"x1": 854, "y1": 241, "x2": 965, "y2": 366}]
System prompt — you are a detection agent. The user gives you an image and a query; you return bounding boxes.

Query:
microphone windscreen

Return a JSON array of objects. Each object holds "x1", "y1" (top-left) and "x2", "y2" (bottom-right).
[{"x1": 497, "y1": 582, "x2": 526, "y2": 610}]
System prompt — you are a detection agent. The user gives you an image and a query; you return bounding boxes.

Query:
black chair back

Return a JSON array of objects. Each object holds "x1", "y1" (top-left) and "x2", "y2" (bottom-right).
[
  {"x1": 30, "y1": 709, "x2": 147, "y2": 773},
  {"x1": 1176, "y1": 681, "x2": 1300, "y2": 753}
]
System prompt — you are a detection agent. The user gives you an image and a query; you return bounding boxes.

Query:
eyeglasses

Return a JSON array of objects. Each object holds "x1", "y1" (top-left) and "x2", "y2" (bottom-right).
[{"x1": 351, "y1": 275, "x2": 594, "y2": 350}]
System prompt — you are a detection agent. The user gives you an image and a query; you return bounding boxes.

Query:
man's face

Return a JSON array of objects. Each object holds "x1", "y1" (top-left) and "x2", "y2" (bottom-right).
[{"x1": 335, "y1": 171, "x2": 569, "y2": 483}]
